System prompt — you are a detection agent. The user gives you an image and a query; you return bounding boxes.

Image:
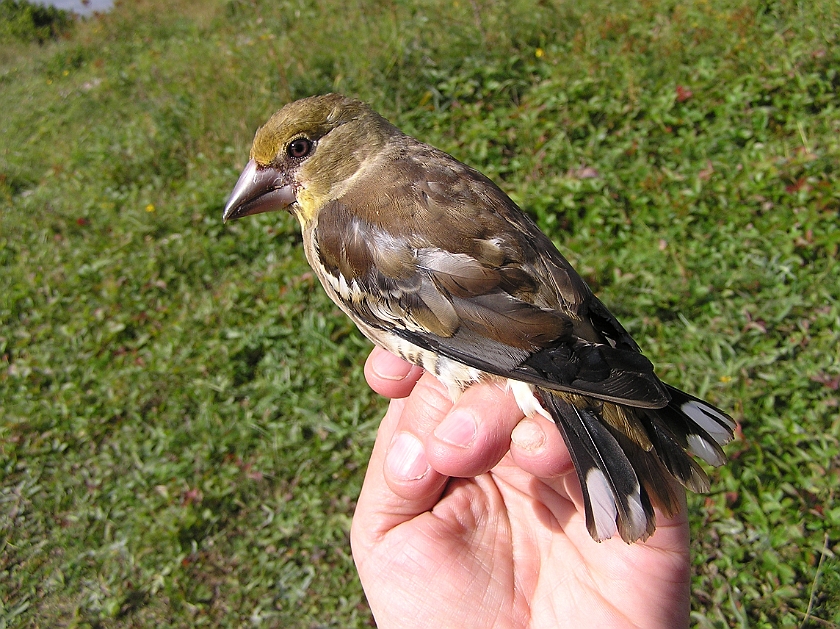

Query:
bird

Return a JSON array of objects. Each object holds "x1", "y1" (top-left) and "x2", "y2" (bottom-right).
[{"x1": 223, "y1": 93, "x2": 735, "y2": 543}]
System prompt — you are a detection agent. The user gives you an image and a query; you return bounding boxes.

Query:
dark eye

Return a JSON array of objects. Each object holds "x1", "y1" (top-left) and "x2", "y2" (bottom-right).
[{"x1": 287, "y1": 138, "x2": 313, "y2": 159}]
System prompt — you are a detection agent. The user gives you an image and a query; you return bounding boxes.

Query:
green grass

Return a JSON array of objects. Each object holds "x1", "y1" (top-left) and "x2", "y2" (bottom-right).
[
  {"x1": 0, "y1": 0, "x2": 73, "y2": 44},
  {"x1": 1, "y1": 0, "x2": 839, "y2": 626}
]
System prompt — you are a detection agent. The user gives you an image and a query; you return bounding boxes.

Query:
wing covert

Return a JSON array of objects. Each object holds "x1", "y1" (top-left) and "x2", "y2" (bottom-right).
[{"x1": 311, "y1": 145, "x2": 670, "y2": 408}]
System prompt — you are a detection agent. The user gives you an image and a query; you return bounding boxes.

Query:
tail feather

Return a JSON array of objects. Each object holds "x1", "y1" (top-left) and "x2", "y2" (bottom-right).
[
  {"x1": 667, "y1": 385, "x2": 736, "y2": 444},
  {"x1": 652, "y1": 386, "x2": 734, "y2": 466},
  {"x1": 638, "y1": 412, "x2": 711, "y2": 494},
  {"x1": 606, "y1": 425, "x2": 683, "y2": 518},
  {"x1": 540, "y1": 390, "x2": 654, "y2": 543},
  {"x1": 538, "y1": 385, "x2": 735, "y2": 543}
]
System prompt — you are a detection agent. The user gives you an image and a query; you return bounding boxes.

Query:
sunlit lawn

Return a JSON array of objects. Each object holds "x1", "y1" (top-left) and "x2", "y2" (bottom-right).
[{"x1": 1, "y1": 0, "x2": 838, "y2": 626}]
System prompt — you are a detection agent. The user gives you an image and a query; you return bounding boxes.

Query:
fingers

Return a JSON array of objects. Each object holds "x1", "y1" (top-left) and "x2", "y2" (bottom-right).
[
  {"x1": 353, "y1": 374, "x2": 453, "y2": 543},
  {"x1": 424, "y1": 381, "x2": 525, "y2": 478},
  {"x1": 364, "y1": 346, "x2": 425, "y2": 399},
  {"x1": 365, "y1": 346, "x2": 574, "y2": 481},
  {"x1": 423, "y1": 381, "x2": 574, "y2": 481},
  {"x1": 509, "y1": 413, "x2": 574, "y2": 478},
  {"x1": 356, "y1": 372, "x2": 526, "y2": 544},
  {"x1": 356, "y1": 345, "x2": 578, "y2": 548}
]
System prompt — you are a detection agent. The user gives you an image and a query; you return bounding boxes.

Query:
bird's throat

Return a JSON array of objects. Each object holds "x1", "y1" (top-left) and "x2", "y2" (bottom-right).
[{"x1": 293, "y1": 190, "x2": 321, "y2": 226}]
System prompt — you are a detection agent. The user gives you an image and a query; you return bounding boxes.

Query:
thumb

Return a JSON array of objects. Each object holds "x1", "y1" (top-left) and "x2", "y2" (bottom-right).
[{"x1": 351, "y1": 374, "x2": 454, "y2": 550}]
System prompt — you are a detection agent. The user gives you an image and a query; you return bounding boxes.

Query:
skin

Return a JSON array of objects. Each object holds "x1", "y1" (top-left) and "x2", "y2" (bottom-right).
[{"x1": 351, "y1": 346, "x2": 691, "y2": 629}]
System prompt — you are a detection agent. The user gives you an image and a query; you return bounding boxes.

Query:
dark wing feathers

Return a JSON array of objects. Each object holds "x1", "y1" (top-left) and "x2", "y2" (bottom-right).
[
  {"x1": 585, "y1": 295, "x2": 643, "y2": 352},
  {"x1": 450, "y1": 293, "x2": 571, "y2": 349},
  {"x1": 313, "y1": 148, "x2": 671, "y2": 407},
  {"x1": 513, "y1": 341, "x2": 667, "y2": 407},
  {"x1": 312, "y1": 135, "x2": 735, "y2": 542}
]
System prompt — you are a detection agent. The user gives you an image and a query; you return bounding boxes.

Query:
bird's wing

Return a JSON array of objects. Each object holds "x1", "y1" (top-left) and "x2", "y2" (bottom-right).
[{"x1": 312, "y1": 140, "x2": 669, "y2": 408}]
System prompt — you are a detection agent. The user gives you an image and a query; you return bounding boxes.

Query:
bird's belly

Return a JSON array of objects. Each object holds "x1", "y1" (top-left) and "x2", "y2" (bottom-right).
[
  {"x1": 356, "y1": 317, "x2": 550, "y2": 422},
  {"x1": 361, "y1": 324, "x2": 484, "y2": 400}
]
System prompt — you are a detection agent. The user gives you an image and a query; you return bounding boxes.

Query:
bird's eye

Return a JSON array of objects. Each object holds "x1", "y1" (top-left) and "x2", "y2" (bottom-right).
[{"x1": 287, "y1": 138, "x2": 313, "y2": 159}]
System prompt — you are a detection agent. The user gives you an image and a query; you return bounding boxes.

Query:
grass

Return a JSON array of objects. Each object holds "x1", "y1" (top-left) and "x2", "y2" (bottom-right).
[{"x1": 1, "y1": 0, "x2": 838, "y2": 626}]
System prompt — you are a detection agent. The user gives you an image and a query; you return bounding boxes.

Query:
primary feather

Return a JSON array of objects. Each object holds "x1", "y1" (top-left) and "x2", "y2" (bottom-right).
[{"x1": 223, "y1": 93, "x2": 735, "y2": 543}]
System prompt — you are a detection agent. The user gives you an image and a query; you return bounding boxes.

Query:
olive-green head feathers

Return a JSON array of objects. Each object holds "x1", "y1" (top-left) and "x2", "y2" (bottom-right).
[
  {"x1": 224, "y1": 93, "x2": 401, "y2": 223},
  {"x1": 250, "y1": 93, "x2": 391, "y2": 166}
]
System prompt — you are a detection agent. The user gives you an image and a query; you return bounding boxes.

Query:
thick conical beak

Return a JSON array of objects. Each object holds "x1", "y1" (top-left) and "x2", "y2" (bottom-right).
[{"x1": 222, "y1": 159, "x2": 297, "y2": 222}]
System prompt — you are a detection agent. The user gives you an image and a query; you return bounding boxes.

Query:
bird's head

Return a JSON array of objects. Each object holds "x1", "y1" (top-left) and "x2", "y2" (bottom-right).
[{"x1": 223, "y1": 93, "x2": 399, "y2": 226}]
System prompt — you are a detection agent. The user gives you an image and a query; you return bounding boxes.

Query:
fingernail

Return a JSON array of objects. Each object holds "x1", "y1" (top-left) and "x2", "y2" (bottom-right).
[
  {"x1": 387, "y1": 432, "x2": 430, "y2": 480},
  {"x1": 372, "y1": 351, "x2": 413, "y2": 381},
  {"x1": 511, "y1": 419, "x2": 546, "y2": 451},
  {"x1": 433, "y1": 410, "x2": 477, "y2": 448}
]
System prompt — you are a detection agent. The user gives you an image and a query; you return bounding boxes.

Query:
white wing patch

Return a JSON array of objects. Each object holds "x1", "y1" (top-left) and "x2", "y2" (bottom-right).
[
  {"x1": 586, "y1": 469, "x2": 619, "y2": 542},
  {"x1": 681, "y1": 400, "x2": 735, "y2": 444},
  {"x1": 626, "y1": 485, "x2": 649, "y2": 541},
  {"x1": 585, "y1": 468, "x2": 647, "y2": 542},
  {"x1": 687, "y1": 433, "x2": 727, "y2": 466}
]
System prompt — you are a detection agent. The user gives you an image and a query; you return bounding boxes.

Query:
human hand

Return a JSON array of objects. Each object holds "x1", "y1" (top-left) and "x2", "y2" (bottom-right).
[{"x1": 351, "y1": 347, "x2": 691, "y2": 629}]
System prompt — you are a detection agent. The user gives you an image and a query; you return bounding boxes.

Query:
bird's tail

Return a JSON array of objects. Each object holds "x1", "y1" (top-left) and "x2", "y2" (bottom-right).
[{"x1": 537, "y1": 385, "x2": 735, "y2": 543}]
